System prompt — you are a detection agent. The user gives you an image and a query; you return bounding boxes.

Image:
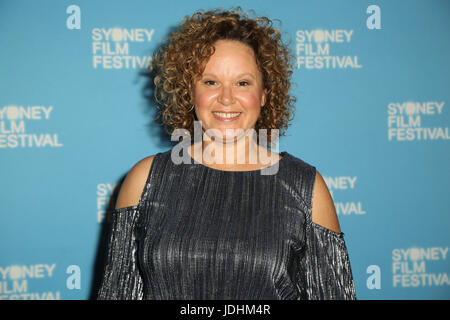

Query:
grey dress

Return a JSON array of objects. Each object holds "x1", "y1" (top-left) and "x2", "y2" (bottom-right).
[{"x1": 97, "y1": 148, "x2": 356, "y2": 300}]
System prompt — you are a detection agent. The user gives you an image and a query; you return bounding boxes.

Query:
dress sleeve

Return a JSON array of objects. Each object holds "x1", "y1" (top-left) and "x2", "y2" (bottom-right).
[
  {"x1": 96, "y1": 206, "x2": 144, "y2": 300},
  {"x1": 300, "y1": 221, "x2": 357, "y2": 300}
]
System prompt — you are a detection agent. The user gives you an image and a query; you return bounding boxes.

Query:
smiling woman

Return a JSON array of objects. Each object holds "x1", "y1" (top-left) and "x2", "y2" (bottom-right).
[
  {"x1": 96, "y1": 7, "x2": 356, "y2": 300},
  {"x1": 192, "y1": 40, "x2": 268, "y2": 165},
  {"x1": 194, "y1": 40, "x2": 266, "y2": 132},
  {"x1": 151, "y1": 8, "x2": 295, "y2": 148}
]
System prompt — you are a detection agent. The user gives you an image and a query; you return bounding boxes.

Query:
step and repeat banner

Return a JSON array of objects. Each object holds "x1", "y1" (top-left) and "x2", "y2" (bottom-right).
[{"x1": 0, "y1": 0, "x2": 449, "y2": 300}]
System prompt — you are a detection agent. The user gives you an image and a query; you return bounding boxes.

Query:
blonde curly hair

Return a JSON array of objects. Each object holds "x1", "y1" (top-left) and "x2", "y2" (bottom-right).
[{"x1": 150, "y1": 7, "x2": 296, "y2": 144}]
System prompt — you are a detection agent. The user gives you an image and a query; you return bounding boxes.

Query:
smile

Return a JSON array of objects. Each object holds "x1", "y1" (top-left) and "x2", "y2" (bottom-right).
[{"x1": 212, "y1": 112, "x2": 242, "y2": 121}]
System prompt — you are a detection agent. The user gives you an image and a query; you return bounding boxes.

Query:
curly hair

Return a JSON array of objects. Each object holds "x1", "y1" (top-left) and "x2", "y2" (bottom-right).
[{"x1": 150, "y1": 7, "x2": 296, "y2": 144}]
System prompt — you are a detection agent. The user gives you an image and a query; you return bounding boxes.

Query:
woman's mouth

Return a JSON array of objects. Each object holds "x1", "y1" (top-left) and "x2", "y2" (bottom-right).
[{"x1": 212, "y1": 111, "x2": 242, "y2": 122}]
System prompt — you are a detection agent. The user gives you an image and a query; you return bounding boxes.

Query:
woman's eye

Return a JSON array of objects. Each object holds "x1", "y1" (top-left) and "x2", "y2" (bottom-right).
[
  {"x1": 204, "y1": 80, "x2": 216, "y2": 85},
  {"x1": 237, "y1": 81, "x2": 250, "y2": 86}
]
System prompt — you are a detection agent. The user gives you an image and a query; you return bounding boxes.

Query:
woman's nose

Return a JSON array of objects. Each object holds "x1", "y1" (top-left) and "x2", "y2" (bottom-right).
[{"x1": 217, "y1": 84, "x2": 235, "y2": 105}]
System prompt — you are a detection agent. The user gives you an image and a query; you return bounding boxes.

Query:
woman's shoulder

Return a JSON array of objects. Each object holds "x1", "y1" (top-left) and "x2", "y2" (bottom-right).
[
  {"x1": 114, "y1": 154, "x2": 157, "y2": 210},
  {"x1": 283, "y1": 151, "x2": 315, "y2": 169},
  {"x1": 311, "y1": 169, "x2": 341, "y2": 233},
  {"x1": 283, "y1": 151, "x2": 340, "y2": 233},
  {"x1": 282, "y1": 151, "x2": 316, "y2": 178}
]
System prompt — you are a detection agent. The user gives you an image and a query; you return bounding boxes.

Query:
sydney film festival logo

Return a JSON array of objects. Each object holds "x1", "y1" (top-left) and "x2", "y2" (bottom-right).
[
  {"x1": 91, "y1": 27, "x2": 155, "y2": 69},
  {"x1": 97, "y1": 182, "x2": 117, "y2": 223},
  {"x1": 387, "y1": 101, "x2": 449, "y2": 141},
  {"x1": 0, "y1": 105, "x2": 63, "y2": 149},
  {"x1": 0, "y1": 264, "x2": 60, "y2": 299},
  {"x1": 324, "y1": 176, "x2": 366, "y2": 216},
  {"x1": 294, "y1": 6, "x2": 383, "y2": 70},
  {"x1": 392, "y1": 246, "x2": 449, "y2": 288},
  {"x1": 295, "y1": 29, "x2": 362, "y2": 70}
]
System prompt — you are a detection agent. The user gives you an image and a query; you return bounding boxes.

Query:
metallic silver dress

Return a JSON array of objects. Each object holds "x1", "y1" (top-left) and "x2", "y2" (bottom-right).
[{"x1": 97, "y1": 149, "x2": 356, "y2": 300}]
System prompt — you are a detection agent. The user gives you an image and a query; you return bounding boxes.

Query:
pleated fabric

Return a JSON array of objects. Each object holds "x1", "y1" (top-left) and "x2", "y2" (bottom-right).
[{"x1": 97, "y1": 149, "x2": 356, "y2": 300}]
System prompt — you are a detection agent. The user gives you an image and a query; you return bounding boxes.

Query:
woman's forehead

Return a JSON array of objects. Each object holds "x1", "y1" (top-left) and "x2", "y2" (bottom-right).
[
  {"x1": 201, "y1": 40, "x2": 260, "y2": 74},
  {"x1": 211, "y1": 39, "x2": 256, "y2": 57}
]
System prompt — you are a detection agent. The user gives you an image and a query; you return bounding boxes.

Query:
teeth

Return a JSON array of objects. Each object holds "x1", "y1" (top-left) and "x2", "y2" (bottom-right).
[{"x1": 213, "y1": 112, "x2": 241, "y2": 118}]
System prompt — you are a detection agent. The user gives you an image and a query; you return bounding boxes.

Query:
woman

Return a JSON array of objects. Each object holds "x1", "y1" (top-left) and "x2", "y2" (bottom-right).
[{"x1": 97, "y1": 8, "x2": 356, "y2": 300}]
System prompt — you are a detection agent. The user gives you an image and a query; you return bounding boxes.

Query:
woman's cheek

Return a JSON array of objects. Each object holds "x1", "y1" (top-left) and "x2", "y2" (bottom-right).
[
  {"x1": 237, "y1": 92, "x2": 264, "y2": 110},
  {"x1": 194, "y1": 88, "x2": 217, "y2": 109}
]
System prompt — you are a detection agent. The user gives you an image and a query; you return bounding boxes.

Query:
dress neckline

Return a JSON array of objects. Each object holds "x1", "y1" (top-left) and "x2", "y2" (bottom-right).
[{"x1": 186, "y1": 149, "x2": 288, "y2": 173}]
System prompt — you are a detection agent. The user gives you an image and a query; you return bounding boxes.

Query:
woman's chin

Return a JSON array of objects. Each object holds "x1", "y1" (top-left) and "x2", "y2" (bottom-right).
[{"x1": 203, "y1": 128, "x2": 256, "y2": 144}]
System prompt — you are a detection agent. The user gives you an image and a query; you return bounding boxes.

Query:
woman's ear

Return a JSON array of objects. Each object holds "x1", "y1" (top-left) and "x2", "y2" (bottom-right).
[{"x1": 261, "y1": 88, "x2": 268, "y2": 107}]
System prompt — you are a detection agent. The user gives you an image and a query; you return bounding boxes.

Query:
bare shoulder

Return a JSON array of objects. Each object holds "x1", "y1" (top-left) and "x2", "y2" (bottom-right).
[
  {"x1": 115, "y1": 155, "x2": 156, "y2": 210},
  {"x1": 311, "y1": 170, "x2": 342, "y2": 233}
]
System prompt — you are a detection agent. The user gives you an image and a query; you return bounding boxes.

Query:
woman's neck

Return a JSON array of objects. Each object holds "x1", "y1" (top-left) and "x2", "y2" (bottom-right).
[{"x1": 189, "y1": 132, "x2": 279, "y2": 171}]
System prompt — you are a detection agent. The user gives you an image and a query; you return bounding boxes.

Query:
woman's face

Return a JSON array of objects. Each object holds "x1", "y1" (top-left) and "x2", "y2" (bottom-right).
[{"x1": 194, "y1": 40, "x2": 267, "y2": 142}]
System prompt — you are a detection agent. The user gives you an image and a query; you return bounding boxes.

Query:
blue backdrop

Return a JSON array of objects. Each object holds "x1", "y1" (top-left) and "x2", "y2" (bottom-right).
[{"x1": 0, "y1": 0, "x2": 449, "y2": 300}]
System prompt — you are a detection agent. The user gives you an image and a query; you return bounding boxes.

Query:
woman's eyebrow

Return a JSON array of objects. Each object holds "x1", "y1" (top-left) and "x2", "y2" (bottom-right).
[{"x1": 201, "y1": 73, "x2": 257, "y2": 79}]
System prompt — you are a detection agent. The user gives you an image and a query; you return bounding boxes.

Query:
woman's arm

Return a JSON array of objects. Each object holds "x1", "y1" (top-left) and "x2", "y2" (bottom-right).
[
  {"x1": 311, "y1": 170, "x2": 341, "y2": 233},
  {"x1": 96, "y1": 155, "x2": 155, "y2": 300}
]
